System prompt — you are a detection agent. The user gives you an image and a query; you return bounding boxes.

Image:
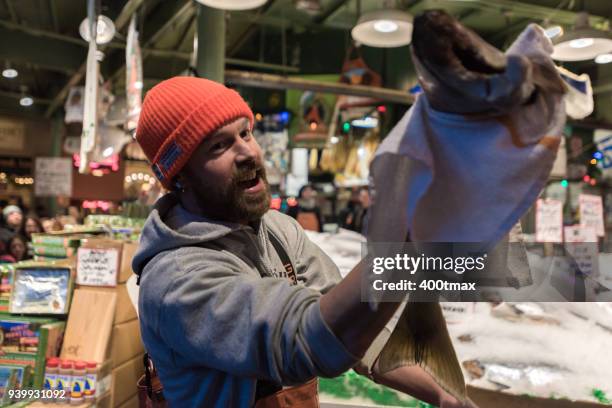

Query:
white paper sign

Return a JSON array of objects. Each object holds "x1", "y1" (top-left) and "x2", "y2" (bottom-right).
[
  {"x1": 35, "y1": 157, "x2": 73, "y2": 197},
  {"x1": 579, "y1": 194, "x2": 605, "y2": 237},
  {"x1": 0, "y1": 118, "x2": 25, "y2": 152},
  {"x1": 77, "y1": 247, "x2": 120, "y2": 286},
  {"x1": 564, "y1": 225, "x2": 599, "y2": 279},
  {"x1": 535, "y1": 198, "x2": 563, "y2": 243}
]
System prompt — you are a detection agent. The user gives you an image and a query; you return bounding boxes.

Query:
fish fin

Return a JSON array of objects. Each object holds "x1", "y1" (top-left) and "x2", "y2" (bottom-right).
[{"x1": 377, "y1": 302, "x2": 467, "y2": 402}]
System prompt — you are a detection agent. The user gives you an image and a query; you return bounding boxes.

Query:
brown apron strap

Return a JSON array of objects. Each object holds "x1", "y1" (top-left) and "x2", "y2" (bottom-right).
[{"x1": 254, "y1": 378, "x2": 319, "y2": 408}]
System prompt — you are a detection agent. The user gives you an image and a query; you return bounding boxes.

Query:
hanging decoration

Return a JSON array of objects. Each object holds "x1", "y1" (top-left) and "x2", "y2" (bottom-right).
[
  {"x1": 80, "y1": 0, "x2": 100, "y2": 174},
  {"x1": 125, "y1": 14, "x2": 143, "y2": 132}
]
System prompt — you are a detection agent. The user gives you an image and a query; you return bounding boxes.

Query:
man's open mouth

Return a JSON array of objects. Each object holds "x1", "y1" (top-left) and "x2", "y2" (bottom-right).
[{"x1": 236, "y1": 169, "x2": 262, "y2": 189}]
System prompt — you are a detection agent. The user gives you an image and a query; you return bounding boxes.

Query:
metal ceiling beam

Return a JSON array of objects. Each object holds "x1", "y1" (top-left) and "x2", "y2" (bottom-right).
[
  {"x1": 224, "y1": 69, "x2": 414, "y2": 105},
  {"x1": 312, "y1": 0, "x2": 347, "y2": 25},
  {"x1": 0, "y1": 25, "x2": 85, "y2": 74},
  {"x1": 489, "y1": 18, "x2": 531, "y2": 45},
  {"x1": 49, "y1": 0, "x2": 59, "y2": 32},
  {"x1": 4, "y1": 0, "x2": 17, "y2": 23},
  {"x1": 44, "y1": 0, "x2": 146, "y2": 118},
  {"x1": 106, "y1": 0, "x2": 195, "y2": 85},
  {"x1": 594, "y1": 82, "x2": 612, "y2": 95},
  {"x1": 228, "y1": 0, "x2": 277, "y2": 57},
  {"x1": 230, "y1": 10, "x2": 353, "y2": 30},
  {"x1": 0, "y1": 90, "x2": 52, "y2": 105},
  {"x1": 421, "y1": 0, "x2": 608, "y2": 27}
]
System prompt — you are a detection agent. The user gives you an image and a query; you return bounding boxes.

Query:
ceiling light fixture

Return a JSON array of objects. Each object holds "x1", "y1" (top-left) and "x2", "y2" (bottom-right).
[
  {"x1": 19, "y1": 85, "x2": 33, "y2": 107},
  {"x1": 2, "y1": 62, "x2": 18, "y2": 79},
  {"x1": 351, "y1": 116, "x2": 378, "y2": 128},
  {"x1": 595, "y1": 53, "x2": 612, "y2": 64},
  {"x1": 79, "y1": 15, "x2": 116, "y2": 45},
  {"x1": 19, "y1": 96, "x2": 33, "y2": 107},
  {"x1": 351, "y1": 9, "x2": 413, "y2": 48},
  {"x1": 543, "y1": 25, "x2": 563, "y2": 39},
  {"x1": 194, "y1": 0, "x2": 268, "y2": 10},
  {"x1": 552, "y1": 12, "x2": 612, "y2": 61}
]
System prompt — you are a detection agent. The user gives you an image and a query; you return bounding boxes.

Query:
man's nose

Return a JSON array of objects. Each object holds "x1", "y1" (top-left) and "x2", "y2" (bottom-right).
[{"x1": 234, "y1": 135, "x2": 257, "y2": 162}]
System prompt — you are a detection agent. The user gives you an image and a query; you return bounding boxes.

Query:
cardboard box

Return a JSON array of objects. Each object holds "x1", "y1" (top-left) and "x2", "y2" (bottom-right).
[
  {"x1": 467, "y1": 385, "x2": 612, "y2": 408},
  {"x1": 109, "y1": 319, "x2": 143, "y2": 368},
  {"x1": 76, "y1": 241, "x2": 137, "y2": 287},
  {"x1": 114, "y1": 284, "x2": 137, "y2": 324},
  {"x1": 111, "y1": 356, "x2": 143, "y2": 407},
  {"x1": 95, "y1": 391, "x2": 112, "y2": 408},
  {"x1": 0, "y1": 316, "x2": 64, "y2": 388},
  {"x1": 116, "y1": 394, "x2": 138, "y2": 408},
  {"x1": 61, "y1": 289, "x2": 117, "y2": 364},
  {"x1": 118, "y1": 242, "x2": 138, "y2": 284},
  {"x1": 76, "y1": 285, "x2": 137, "y2": 325}
]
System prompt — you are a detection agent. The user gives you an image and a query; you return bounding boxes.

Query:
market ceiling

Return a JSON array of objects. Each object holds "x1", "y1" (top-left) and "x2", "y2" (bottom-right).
[{"x1": 0, "y1": 0, "x2": 611, "y2": 121}]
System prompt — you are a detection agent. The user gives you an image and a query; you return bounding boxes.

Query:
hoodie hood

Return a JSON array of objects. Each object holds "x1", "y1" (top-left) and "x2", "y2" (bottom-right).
[{"x1": 132, "y1": 193, "x2": 249, "y2": 275}]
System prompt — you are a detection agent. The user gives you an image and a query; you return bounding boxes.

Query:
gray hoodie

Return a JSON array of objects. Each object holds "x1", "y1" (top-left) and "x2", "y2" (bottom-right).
[{"x1": 132, "y1": 194, "x2": 359, "y2": 407}]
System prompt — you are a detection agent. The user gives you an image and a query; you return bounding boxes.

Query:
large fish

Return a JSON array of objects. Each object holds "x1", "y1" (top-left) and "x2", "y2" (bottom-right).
[{"x1": 367, "y1": 9, "x2": 568, "y2": 404}]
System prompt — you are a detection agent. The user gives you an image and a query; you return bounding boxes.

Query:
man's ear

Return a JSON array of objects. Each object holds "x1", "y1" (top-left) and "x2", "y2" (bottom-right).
[{"x1": 173, "y1": 173, "x2": 188, "y2": 191}]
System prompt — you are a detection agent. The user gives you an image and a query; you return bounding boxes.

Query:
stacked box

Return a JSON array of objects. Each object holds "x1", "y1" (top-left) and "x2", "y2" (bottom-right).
[
  {"x1": 31, "y1": 233, "x2": 87, "y2": 262},
  {"x1": 0, "y1": 315, "x2": 65, "y2": 391},
  {"x1": 0, "y1": 265, "x2": 14, "y2": 313}
]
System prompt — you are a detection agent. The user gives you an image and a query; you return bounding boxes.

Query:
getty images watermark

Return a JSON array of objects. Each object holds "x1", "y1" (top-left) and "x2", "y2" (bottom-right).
[{"x1": 360, "y1": 241, "x2": 607, "y2": 302}]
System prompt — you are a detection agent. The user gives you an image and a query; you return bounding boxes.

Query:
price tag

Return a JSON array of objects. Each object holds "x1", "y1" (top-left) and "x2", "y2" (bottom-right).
[
  {"x1": 535, "y1": 198, "x2": 563, "y2": 243},
  {"x1": 77, "y1": 248, "x2": 120, "y2": 286},
  {"x1": 579, "y1": 194, "x2": 604, "y2": 237}
]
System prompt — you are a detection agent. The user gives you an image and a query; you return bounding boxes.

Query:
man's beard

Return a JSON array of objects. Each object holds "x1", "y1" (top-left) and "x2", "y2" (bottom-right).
[{"x1": 189, "y1": 161, "x2": 271, "y2": 224}]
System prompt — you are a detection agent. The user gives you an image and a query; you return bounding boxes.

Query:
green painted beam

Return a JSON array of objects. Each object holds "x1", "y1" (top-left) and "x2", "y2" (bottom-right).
[
  {"x1": 0, "y1": 25, "x2": 85, "y2": 73},
  {"x1": 421, "y1": 0, "x2": 608, "y2": 27}
]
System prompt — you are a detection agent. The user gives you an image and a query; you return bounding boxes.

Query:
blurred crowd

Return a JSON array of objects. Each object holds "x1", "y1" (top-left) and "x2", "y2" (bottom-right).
[{"x1": 0, "y1": 200, "x2": 83, "y2": 263}]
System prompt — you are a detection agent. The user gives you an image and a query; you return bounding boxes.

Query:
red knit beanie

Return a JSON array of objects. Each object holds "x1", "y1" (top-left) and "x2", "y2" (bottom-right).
[{"x1": 136, "y1": 76, "x2": 254, "y2": 189}]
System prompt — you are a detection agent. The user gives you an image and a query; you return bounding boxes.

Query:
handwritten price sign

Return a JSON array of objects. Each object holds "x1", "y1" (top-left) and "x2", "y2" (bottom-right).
[
  {"x1": 77, "y1": 248, "x2": 120, "y2": 286},
  {"x1": 579, "y1": 194, "x2": 605, "y2": 237},
  {"x1": 535, "y1": 198, "x2": 563, "y2": 243}
]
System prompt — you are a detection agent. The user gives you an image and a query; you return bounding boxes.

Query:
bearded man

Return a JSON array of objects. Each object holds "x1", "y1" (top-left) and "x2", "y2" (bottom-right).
[{"x1": 133, "y1": 77, "x2": 473, "y2": 408}]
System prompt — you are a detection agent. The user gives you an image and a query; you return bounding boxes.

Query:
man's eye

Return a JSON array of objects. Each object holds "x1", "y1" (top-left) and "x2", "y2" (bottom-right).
[
  {"x1": 240, "y1": 129, "x2": 251, "y2": 139},
  {"x1": 210, "y1": 141, "x2": 227, "y2": 152}
]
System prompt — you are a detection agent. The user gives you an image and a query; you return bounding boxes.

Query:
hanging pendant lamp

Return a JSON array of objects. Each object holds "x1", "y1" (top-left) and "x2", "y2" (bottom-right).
[
  {"x1": 351, "y1": 9, "x2": 413, "y2": 48},
  {"x1": 194, "y1": 0, "x2": 267, "y2": 10},
  {"x1": 552, "y1": 12, "x2": 612, "y2": 61}
]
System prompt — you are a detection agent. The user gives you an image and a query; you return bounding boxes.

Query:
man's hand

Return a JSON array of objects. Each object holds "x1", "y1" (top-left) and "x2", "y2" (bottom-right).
[
  {"x1": 440, "y1": 394, "x2": 479, "y2": 408},
  {"x1": 365, "y1": 362, "x2": 479, "y2": 408}
]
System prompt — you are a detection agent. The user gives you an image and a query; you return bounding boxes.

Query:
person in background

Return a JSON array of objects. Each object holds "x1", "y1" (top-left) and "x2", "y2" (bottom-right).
[
  {"x1": 20, "y1": 216, "x2": 44, "y2": 258},
  {"x1": 21, "y1": 216, "x2": 43, "y2": 241},
  {"x1": 0, "y1": 205, "x2": 23, "y2": 251},
  {"x1": 41, "y1": 217, "x2": 63, "y2": 233},
  {"x1": 340, "y1": 186, "x2": 370, "y2": 234},
  {"x1": 0, "y1": 235, "x2": 29, "y2": 263},
  {"x1": 287, "y1": 184, "x2": 324, "y2": 232},
  {"x1": 67, "y1": 205, "x2": 83, "y2": 224}
]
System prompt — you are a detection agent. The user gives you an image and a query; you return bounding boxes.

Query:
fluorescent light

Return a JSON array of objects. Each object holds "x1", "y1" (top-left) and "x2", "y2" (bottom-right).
[
  {"x1": 544, "y1": 26, "x2": 563, "y2": 39},
  {"x1": 79, "y1": 15, "x2": 116, "y2": 45},
  {"x1": 194, "y1": 0, "x2": 267, "y2": 10},
  {"x1": 552, "y1": 12, "x2": 612, "y2": 61},
  {"x1": 373, "y1": 20, "x2": 398, "y2": 33},
  {"x1": 352, "y1": 9, "x2": 413, "y2": 48},
  {"x1": 330, "y1": 136, "x2": 339, "y2": 144},
  {"x1": 2, "y1": 68, "x2": 18, "y2": 79},
  {"x1": 351, "y1": 116, "x2": 379, "y2": 128},
  {"x1": 569, "y1": 38, "x2": 594, "y2": 48},
  {"x1": 102, "y1": 147, "x2": 114, "y2": 157},
  {"x1": 595, "y1": 53, "x2": 612, "y2": 63},
  {"x1": 19, "y1": 96, "x2": 33, "y2": 107}
]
